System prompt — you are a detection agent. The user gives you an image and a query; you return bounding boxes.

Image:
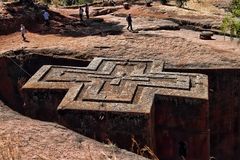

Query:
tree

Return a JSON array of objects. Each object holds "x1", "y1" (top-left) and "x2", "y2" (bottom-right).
[
  {"x1": 221, "y1": 0, "x2": 240, "y2": 39},
  {"x1": 230, "y1": 0, "x2": 240, "y2": 17},
  {"x1": 221, "y1": 14, "x2": 240, "y2": 38}
]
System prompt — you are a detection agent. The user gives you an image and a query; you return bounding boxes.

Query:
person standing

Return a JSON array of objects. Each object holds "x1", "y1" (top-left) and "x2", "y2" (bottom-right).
[
  {"x1": 20, "y1": 24, "x2": 27, "y2": 41},
  {"x1": 85, "y1": 3, "x2": 89, "y2": 19},
  {"x1": 43, "y1": 10, "x2": 50, "y2": 27},
  {"x1": 79, "y1": 6, "x2": 84, "y2": 21},
  {"x1": 126, "y1": 14, "x2": 133, "y2": 31}
]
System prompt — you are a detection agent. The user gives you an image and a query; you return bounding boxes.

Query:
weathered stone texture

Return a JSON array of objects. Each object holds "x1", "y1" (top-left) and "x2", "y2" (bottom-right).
[
  {"x1": 155, "y1": 96, "x2": 209, "y2": 160},
  {"x1": 0, "y1": 57, "x2": 24, "y2": 111},
  {"x1": 22, "y1": 57, "x2": 209, "y2": 159},
  {"x1": 165, "y1": 68, "x2": 240, "y2": 160},
  {"x1": 0, "y1": 101, "x2": 149, "y2": 160},
  {"x1": 207, "y1": 70, "x2": 240, "y2": 160}
]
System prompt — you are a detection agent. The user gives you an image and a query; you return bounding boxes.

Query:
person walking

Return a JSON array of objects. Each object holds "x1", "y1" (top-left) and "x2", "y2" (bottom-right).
[
  {"x1": 43, "y1": 10, "x2": 50, "y2": 27},
  {"x1": 85, "y1": 3, "x2": 89, "y2": 19},
  {"x1": 20, "y1": 24, "x2": 27, "y2": 41},
  {"x1": 126, "y1": 14, "x2": 133, "y2": 31},
  {"x1": 79, "y1": 6, "x2": 84, "y2": 21}
]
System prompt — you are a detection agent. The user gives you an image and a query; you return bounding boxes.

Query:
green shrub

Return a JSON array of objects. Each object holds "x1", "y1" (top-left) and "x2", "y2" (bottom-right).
[
  {"x1": 74, "y1": 0, "x2": 93, "y2": 5},
  {"x1": 221, "y1": 14, "x2": 240, "y2": 39},
  {"x1": 221, "y1": 0, "x2": 240, "y2": 39},
  {"x1": 176, "y1": 0, "x2": 188, "y2": 8},
  {"x1": 230, "y1": 0, "x2": 240, "y2": 17},
  {"x1": 159, "y1": 0, "x2": 169, "y2": 5}
]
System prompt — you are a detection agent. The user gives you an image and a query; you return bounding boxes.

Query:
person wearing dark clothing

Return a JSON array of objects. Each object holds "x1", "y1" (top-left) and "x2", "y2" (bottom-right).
[
  {"x1": 85, "y1": 4, "x2": 89, "y2": 19},
  {"x1": 178, "y1": 141, "x2": 187, "y2": 159},
  {"x1": 79, "y1": 7, "x2": 84, "y2": 21},
  {"x1": 126, "y1": 14, "x2": 133, "y2": 31}
]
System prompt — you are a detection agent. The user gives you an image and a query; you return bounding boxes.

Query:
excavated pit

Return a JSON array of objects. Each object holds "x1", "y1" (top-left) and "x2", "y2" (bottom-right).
[
  {"x1": 0, "y1": 52, "x2": 89, "y2": 114},
  {"x1": 0, "y1": 52, "x2": 240, "y2": 160}
]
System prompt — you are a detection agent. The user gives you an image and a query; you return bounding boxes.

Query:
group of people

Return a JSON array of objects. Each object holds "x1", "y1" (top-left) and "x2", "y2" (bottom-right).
[
  {"x1": 79, "y1": 3, "x2": 133, "y2": 32},
  {"x1": 79, "y1": 4, "x2": 89, "y2": 21},
  {"x1": 20, "y1": 10, "x2": 50, "y2": 41},
  {"x1": 20, "y1": 4, "x2": 134, "y2": 42}
]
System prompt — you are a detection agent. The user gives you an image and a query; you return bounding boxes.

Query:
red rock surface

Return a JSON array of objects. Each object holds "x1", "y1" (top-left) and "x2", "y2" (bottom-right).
[
  {"x1": 0, "y1": 101, "x2": 148, "y2": 160},
  {"x1": 0, "y1": 1, "x2": 239, "y2": 159},
  {"x1": 0, "y1": 1, "x2": 239, "y2": 68}
]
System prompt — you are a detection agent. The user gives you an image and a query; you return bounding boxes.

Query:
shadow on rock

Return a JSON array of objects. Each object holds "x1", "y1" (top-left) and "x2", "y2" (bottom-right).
[
  {"x1": 0, "y1": 2, "x2": 124, "y2": 37},
  {"x1": 30, "y1": 10, "x2": 125, "y2": 37}
]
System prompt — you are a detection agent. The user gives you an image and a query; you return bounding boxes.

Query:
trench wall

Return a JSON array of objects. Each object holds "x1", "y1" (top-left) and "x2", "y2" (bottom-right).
[
  {"x1": 0, "y1": 57, "x2": 24, "y2": 112},
  {"x1": 154, "y1": 96, "x2": 209, "y2": 160},
  {"x1": 1, "y1": 54, "x2": 240, "y2": 160},
  {"x1": 0, "y1": 54, "x2": 89, "y2": 114},
  {"x1": 165, "y1": 68, "x2": 240, "y2": 160}
]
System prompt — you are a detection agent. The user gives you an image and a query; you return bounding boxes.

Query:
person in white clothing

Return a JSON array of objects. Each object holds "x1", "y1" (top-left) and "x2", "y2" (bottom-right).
[
  {"x1": 79, "y1": 7, "x2": 84, "y2": 21},
  {"x1": 20, "y1": 24, "x2": 27, "y2": 41}
]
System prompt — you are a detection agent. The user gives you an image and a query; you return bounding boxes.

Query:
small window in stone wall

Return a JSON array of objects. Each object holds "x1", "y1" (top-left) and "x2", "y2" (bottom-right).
[{"x1": 178, "y1": 141, "x2": 187, "y2": 159}]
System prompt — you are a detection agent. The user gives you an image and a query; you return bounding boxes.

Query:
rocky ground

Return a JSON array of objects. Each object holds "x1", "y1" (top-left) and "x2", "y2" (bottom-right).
[
  {"x1": 0, "y1": 0, "x2": 239, "y2": 68},
  {"x1": 0, "y1": 101, "x2": 148, "y2": 160},
  {"x1": 0, "y1": 0, "x2": 239, "y2": 159}
]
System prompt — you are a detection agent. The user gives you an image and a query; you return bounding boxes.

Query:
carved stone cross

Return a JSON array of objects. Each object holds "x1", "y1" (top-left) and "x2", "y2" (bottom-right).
[
  {"x1": 23, "y1": 57, "x2": 206, "y2": 112},
  {"x1": 22, "y1": 57, "x2": 208, "y2": 159}
]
